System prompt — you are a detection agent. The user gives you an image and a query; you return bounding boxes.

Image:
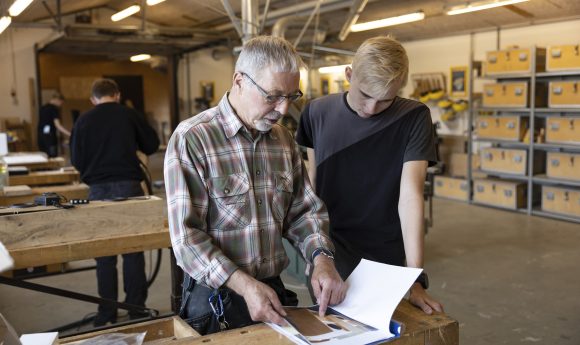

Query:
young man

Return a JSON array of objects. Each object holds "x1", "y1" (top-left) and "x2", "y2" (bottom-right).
[
  {"x1": 70, "y1": 78, "x2": 160, "y2": 326},
  {"x1": 296, "y1": 36, "x2": 443, "y2": 315},
  {"x1": 164, "y1": 36, "x2": 346, "y2": 335},
  {"x1": 38, "y1": 92, "x2": 70, "y2": 157}
]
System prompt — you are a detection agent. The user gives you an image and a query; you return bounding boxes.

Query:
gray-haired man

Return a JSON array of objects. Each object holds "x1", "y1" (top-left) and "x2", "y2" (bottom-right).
[{"x1": 165, "y1": 36, "x2": 346, "y2": 335}]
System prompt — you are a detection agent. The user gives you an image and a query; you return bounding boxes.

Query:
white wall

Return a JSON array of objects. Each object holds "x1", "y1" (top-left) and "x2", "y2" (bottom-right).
[
  {"x1": 0, "y1": 28, "x2": 55, "y2": 124},
  {"x1": 177, "y1": 47, "x2": 235, "y2": 121}
]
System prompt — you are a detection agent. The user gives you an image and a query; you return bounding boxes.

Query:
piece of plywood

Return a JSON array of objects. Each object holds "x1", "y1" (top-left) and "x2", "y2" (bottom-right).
[{"x1": 0, "y1": 196, "x2": 164, "y2": 250}]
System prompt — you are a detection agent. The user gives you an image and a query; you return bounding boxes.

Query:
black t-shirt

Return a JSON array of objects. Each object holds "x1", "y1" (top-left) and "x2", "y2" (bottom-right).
[
  {"x1": 296, "y1": 93, "x2": 437, "y2": 278},
  {"x1": 38, "y1": 103, "x2": 59, "y2": 139},
  {"x1": 70, "y1": 102, "x2": 160, "y2": 185}
]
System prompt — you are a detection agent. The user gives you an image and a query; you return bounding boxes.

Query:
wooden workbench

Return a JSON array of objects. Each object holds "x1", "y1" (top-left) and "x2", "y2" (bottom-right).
[
  {"x1": 0, "y1": 183, "x2": 89, "y2": 206},
  {"x1": 61, "y1": 300, "x2": 457, "y2": 345},
  {"x1": 8, "y1": 170, "x2": 80, "y2": 186}
]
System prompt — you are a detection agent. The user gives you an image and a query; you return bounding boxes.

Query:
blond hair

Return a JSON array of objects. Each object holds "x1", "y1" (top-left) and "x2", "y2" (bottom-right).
[
  {"x1": 352, "y1": 35, "x2": 408, "y2": 98},
  {"x1": 235, "y1": 35, "x2": 305, "y2": 81}
]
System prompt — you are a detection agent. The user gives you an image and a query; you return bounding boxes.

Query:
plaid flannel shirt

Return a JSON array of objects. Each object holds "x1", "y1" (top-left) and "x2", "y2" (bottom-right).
[{"x1": 164, "y1": 93, "x2": 333, "y2": 288}]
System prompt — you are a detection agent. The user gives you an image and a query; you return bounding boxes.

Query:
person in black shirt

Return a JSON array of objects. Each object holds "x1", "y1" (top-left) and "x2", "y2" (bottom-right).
[
  {"x1": 296, "y1": 36, "x2": 443, "y2": 315},
  {"x1": 70, "y1": 78, "x2": 160, "y2": 326},
  {"x1": 38, "y1": 93, "x2": 70, "y2": 157}
]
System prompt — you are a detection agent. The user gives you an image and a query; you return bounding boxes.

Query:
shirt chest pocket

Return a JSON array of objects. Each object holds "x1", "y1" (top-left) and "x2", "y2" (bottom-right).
[
  {"x1": 272, "y1": 171, "x2": 294, "y2": 222},
  {"x1": 207, "y1": 173, "x2": 250, "y2": 231}
]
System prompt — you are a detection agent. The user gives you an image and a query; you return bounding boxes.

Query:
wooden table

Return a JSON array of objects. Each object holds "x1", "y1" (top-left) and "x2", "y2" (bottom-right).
[
  {"x1": 8, "y1": 170, "x2": 80, "y2": 186},
  {"x1": 5, "y1": 156, "x2": 65, "y2": 171},
  {"x1": 0, "y1": 183, "x2": 89, "y2": 206}
]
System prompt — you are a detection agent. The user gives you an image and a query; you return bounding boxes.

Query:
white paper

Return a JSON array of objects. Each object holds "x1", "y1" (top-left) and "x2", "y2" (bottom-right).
[
  {"x1": 332, "y1": 259, "x2": 422, "y2": 333},
  {"x1": 4, "y1": 153, "x2": 48, "y2": 165},
  {"x1": 0, "y1": 241, "x2": 14, "y2": 273},
  {"x1": 20, "y1": 332, "x2": 59, "y2": 345}
]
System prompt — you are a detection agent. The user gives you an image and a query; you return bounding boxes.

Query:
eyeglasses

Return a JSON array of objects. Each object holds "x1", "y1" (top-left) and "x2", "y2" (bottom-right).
[{"x1": 241, "y1": 72, "x2": 303, "y2": 105}]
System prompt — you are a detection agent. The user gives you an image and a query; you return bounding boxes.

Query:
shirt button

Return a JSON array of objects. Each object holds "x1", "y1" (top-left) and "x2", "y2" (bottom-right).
[
  {"x1": 257, "y1": 199, "x2": 262, "y2": 205},
  {"x1": 261, "y1": 258, "x2": 267, "y2": 263},
  {"x1": 224, "y1": 188, "x2": 230, "y2": 194},
  {"x1": 259, "y1": 229, "x2": 264, "y2": 234},
  {"x1": 256, "y1": 170, "x2": 261, "y2": 176}
]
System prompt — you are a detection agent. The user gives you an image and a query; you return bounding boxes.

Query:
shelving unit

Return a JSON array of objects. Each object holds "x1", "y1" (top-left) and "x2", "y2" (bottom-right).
[{"x1": 467, "y1": 46, "x2": 580, "y2": 223}]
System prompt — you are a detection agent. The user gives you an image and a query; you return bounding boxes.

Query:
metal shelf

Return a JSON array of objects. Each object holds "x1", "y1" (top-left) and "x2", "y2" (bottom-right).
[
  {"x1": 534, "y1": 143, "x2": 580, "y2": 152},
  {"x1": 534, "y1": 108, "x2": 580, "y2": 114},
  {"x1": 473, "y1": 138, "x2": 529, "y2": 148},
  {"x1": 477, "y1": 107, "x2": 531, "y2": 113},
  {"x1": 532, "y1": 209, "x2": 580, "y2": 224},
  {"x1": 533, "y1": 175, "x2": 580, "y2": 188},
  {"x1": 480, "y1": 73, "x2": 531, "y2": 80},
  {"x1": 536, "y1": 71, "x2": 580, "y2": 78},
  {"x1": 474, "y1": 170, "x2": 529, "y2": 182}
]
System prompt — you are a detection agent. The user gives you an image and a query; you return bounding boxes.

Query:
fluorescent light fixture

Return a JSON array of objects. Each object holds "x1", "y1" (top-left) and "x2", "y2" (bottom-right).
[
  {"x1": 130, "y1": 54, "x2": 151, "y2": 62},
  {"x1": 318, "y1": 64, "x2": 350, "y2": 74},
  {"x1": 0, "y1": 16, "x2": 11, "y2": 35},
  {"x1": 447, "y1": 0, "x2": 530, "y2": 15},
  {"x1": 146, "y1": 0, "x2": 166, "y2": 5},
  {"x1": 8, "y1": 0, "x2": 34, "y2": 17},
  {"x1": 350, "y1": 11, "x2": 425, "y2": 32},
  {"x1": 111, "y1": 5, "x2": 140, "y2": 22}
]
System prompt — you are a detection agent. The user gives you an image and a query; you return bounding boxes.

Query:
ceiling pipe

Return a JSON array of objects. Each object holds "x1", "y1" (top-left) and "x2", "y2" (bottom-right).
[
  {"x1": 221, "y1": 0, "x2": 244, "y2": 38},
  {"x1": 259, "y1": 0, "x2": 271, "y2": 34},
  {"x1": 338, "y1": 0, "x2": 368, "y2": 41},
  {"x1": 241, "y1": 0, "x2": 259, "y2": 42},
  {"x1": 215, "y1": 0, "x2": 352, "y2": 32},
  {"x1": 293, "y1": 0, "x2": 322, "y2": 47}
]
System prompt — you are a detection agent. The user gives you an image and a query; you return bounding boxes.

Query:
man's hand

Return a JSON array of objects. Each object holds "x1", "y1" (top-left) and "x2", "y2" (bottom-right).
[
  {"x1": 310, "y1": 255, "x2": 347, "y2": 317},
  {"x1": 409, "y1": 283, "x2": 444, "y2": 315},
  {"x1": 225, "y1": 270, "x2": 287, "y2": 325}
]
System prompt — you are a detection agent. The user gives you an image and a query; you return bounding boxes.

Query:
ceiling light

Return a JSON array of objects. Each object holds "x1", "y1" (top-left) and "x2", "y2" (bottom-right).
[
  {"x1": 350, "y1": 11, "x2": 425, "y2": 32},
  {"x1": 447, "y1": 0, "x2": 530, "y2": 15},
  {"x1": 146, "y1": 0, "x2": 166, "y2": 5},
  {"x1": 111, "y1": 5, "x2": 140, "y2": 22},
  {"x1": 130, "y1": 54, "x2": 151, "y2": 62},
  {"x1": 8, "y1": 0, "x2": 34, "y2": 17},
  {"x1": 0, "y1": 16, "x2": 12, "y2": 35},
  {"x1": 318, "y1": 64, "x2": 350, "y2": 74}
]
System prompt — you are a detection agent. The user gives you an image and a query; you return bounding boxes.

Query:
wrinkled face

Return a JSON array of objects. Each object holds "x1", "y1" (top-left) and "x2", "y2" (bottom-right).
[
  {"x1": 345, "y1": 67, "x2": 401, "y2": 119},
  {"x1": 234, "y1": 68, "x2": 302, "y2": 132}
]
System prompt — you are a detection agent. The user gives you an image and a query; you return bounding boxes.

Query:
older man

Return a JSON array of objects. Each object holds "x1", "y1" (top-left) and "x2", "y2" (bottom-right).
[{"x1": 164, "y1": 36, "x2": 346, "y2": 335}]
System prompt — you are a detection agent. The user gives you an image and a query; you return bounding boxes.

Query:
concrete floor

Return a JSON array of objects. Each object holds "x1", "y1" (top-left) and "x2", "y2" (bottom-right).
[{"x1": 1, "y1": 152, "x2": 579, "y2": 343}]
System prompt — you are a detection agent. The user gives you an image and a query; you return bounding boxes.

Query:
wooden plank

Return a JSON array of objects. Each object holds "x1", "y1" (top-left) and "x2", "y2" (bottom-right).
[
  {"x1": 8, "y1": 230, "x2": 170, "y2": 269},
  {"x1": 11, "y1": 157, "x2": 66, "y2": 171},
  {"x1": 158, "y1": 300, "x2": 457, "y2": 345},
  {"x1": 60, "y1": 316, "x2": 200, "y2": 344},
  {"x1": 0, "y1": 183, "x2": 89, "y2": 206},
  {"x1": 0, "y1": 196, "x2": 164, "y2": 250},
  {"x1": 9, "y1": 170, "x2": 80, "y2": 186}
]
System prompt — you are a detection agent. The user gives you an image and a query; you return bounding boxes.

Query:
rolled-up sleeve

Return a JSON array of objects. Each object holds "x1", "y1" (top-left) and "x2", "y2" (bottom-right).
[{"x1": 164, "y1": 125, "x2": 238, "y2": 288}]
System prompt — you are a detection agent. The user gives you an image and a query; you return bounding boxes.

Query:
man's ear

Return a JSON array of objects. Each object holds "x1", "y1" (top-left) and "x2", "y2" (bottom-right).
[
  {"x1": 345, "y1": 66, "x2": 352, "y2": 82},
  {"x1": 232, "y1": 72, "x2": 244, "y2": 90},
  {"x1": 90, "y1": 96, "x2": 98, "y2": 105}
]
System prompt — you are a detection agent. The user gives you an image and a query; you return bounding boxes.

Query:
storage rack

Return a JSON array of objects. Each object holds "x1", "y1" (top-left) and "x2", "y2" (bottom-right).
[{"x1": 467, "y1": 47, "x2": 580, "y2": 223}]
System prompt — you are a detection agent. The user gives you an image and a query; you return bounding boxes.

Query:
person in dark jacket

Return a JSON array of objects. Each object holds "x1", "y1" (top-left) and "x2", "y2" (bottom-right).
[
  {"x1": 38, "y1": 92, "x2": 70, "y2": 157},
  {"x1": 70, "y1": 78, "x2": 160, "y2": 326}
]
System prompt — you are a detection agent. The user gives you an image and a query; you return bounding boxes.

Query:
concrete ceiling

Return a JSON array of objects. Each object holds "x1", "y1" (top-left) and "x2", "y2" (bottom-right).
[{"x1": 5, "y1": 0, "x2": 580, "y2": 56}]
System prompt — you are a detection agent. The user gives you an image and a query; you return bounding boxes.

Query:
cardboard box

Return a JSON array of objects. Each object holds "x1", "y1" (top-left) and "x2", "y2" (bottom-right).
[
  {"x1": 485, "y1": 48, "x2": 545, "y2": 75},
  {"x1": 545, "y1": 116, "x2": 580, "y2": 144},
  {"x1": 542, "y1": 186, "x2": 580, "y2": 217},
  {"x1": 476, "y1": 116, "x2": 529, "y2": 141},
  {"x1": 546, "y1": 152, "x2": 580, "y2": 181},
  {"x1": 449, "y1": 153, "x2": 481, "y2": 178},
  {"x1": 434, "y1": 176, "x2": 469, "y2": 201},
  {"x1": 473, "y1": 179, "x2": 527, "y2": 210},
  {"x1": 548, "y1": 81, "x2": 580, "y2": 108},
  {"x1": 480, "y1": 148, "x2": 544, "y2": 176},
  {"x1": 546, "y1": 45, "x2": 580, "y2": 72}
]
